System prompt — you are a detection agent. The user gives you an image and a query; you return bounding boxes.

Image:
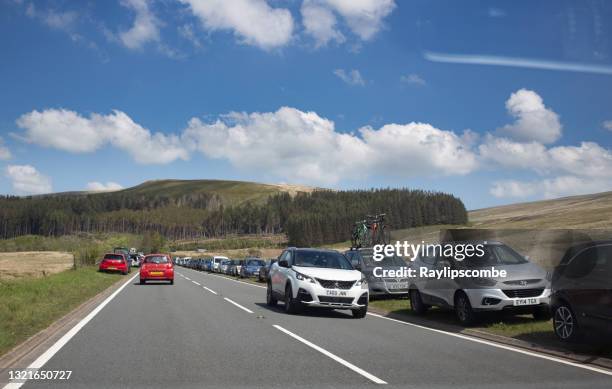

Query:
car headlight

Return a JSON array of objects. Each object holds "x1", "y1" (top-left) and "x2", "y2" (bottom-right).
[
  {"x1": 355, "y1": 276, "x2": 368, "y2": 287},
  {"x1": 294, "y1": 271, "x2": 315, "y2": 283}
]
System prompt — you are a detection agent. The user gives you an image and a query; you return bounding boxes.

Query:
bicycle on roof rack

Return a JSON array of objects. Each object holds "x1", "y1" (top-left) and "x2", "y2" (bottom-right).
[{"x1": 350, "y1": 213, "x2": 390, "y2": 248}]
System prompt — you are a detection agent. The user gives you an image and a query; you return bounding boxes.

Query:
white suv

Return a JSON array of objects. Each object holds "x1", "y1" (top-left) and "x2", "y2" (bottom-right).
[
  {"x1": 266, "y1": 248, "x2": 368, "y2": 318},
  {"x1": 212, "y1": 256, "x2": 228, "y2": 272}
]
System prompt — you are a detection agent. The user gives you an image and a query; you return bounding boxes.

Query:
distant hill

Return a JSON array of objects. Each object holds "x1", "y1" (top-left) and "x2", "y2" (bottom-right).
[{"x1": 469, "y1": 191, "x2": 612, "y2": 229}]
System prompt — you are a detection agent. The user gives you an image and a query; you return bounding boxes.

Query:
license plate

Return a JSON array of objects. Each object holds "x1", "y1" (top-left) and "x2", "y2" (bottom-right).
[
  {"x1": 513, "y1": 298, "x2": 539, "y2": 306},
  {"x1": 107, "y1": 267, "x2": 116, "y2": 270},
  {"x1": 150, "y1": 271, "x2": 164, "y2": 276},
  {"x1": 326, "y1": 290, "x2": 347, "y2": 296},
  {"x1": 388, "y1": 282, "x2": 408, "y2": 290}
]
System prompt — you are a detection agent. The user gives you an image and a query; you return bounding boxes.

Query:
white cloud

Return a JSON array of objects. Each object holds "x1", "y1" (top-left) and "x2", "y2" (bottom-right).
[
  {"x1": 16, "y1": 109, "x2": 189, "y2": 164},
  {"x1": 119, "y1": 0, "x2": 160, "y2": 50},
  {"x1": 5, "y1": 165, "x2": 52, "y2": 195},
  {"x1": 603, "y1": 120, "x2": 612, "y2": 131},
  {"x1": 183, "y1": 107, "x2": 477, "y2": 184},
  {"x1": 25, "y1": 3, "x2": 78, "y2": 31},
  {"x1": 333, "y1": 68, "x2": 365, "y2": 86},
  {"x1": 301, "y1": 0, "x2": 345, "y2": 47},
  {"x1": 86, "y1": 182, "x2": 124, "y2": 192},
  {"x1": 491, "y1": 176, "x2": 612, "y2": 199},
  {"x1": 400, "y1": 73, "x2": 426, "y2": 86},
  {"x1": 0, "y1": 137, "x2": 11, "y2": 160},
  {"x1": 498, "y1": 89, "x2": 562, "y2": 144},
  {"x1": 178, "y1": 23, "x2": 202, "y2": 48},
  {"x1": 319, "y1": 0, "x2": 396, "y2": 41},
  {"x1": 179, "y1": 0, "x2": 294, "y2": 50}
]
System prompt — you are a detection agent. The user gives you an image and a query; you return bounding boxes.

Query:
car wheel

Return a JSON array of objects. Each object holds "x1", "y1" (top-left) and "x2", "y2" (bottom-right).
[
  {"x1": 284, "y1": 284, "x2": 300, "y2": 314},
  {"x1": 266, "y1": 282, "x2": 277, "y2": 306},
  {"x1": 410, "y1": 289, "x2": 428, "y2": 315},
  {"x1": 553, "y1": 303, "x2": 580, "y2": 342},
  {"x1": 352, "y1": 302, "x2": 368, "y2": 319},
  {"x1": 140, "y1": 279, "x2": 145, "y2": 285},
  {"x1": 169, "y1": 279, "x2": 174, "y2": 285},
  {"x1": 122, "y1": 271, "x2": 127, "y2": 275},
  {"x1": 533, "y1": 306, "x2": 551, "y2": 321},
  {"x1": 454, "y1": 292, "x2": 477, "y2": 326}
]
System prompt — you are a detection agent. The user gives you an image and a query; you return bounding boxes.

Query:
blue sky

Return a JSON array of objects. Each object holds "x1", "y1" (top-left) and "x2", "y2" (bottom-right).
[{"x1": 0, "y1": 0, "x2": 611, "y2": 209}]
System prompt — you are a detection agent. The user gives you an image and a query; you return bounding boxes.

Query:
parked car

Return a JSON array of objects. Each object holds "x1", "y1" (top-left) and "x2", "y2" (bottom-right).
[
  {"x1": 212, "y1": 256, "x2": 229, "y2": 272},
  {"x1": 228, "y1": 259, "x2": 244, "y2": 276},
  {"x1": 344, "y1": 248, "x2": 409, "y2": 298},
  {"x1": 99, "y1": 253, "x2": 129, "y2": 275},
  {"x1": 219, "y1": 259, "x2": 232, "y2": 274},
  {"x1": 113, "y1": 247, "x2": 131, "y2": 273},
  {"x1": 130, "y1": 253, "x2": 141, "y2": 267},
  {"x1": 241, "y1": 258, "x2": 266, "y2": 278},
  {"x1": 140, "y1": 254, "x2": 174, "y2": 285},
  {"x1": 551, "y1": 241, "x2": 612, "y2": 342},
  {"x1": 409, "y1": 241, "x2": 551, "y2": 325},
  {"x1": 202, "y1": 259, "x2": 213, "y2": 272},
  {"x1": 258, "y1": 259, "x2": 277, "y2": 282},
  {"x1": 267, "y1": 248, "x2": 368, "y2": 318}
]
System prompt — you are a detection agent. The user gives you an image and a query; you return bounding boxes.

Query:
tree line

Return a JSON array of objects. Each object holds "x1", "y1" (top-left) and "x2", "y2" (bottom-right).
[{"x1": 0, "y1": 188, "x2": 467, "y2": 246}]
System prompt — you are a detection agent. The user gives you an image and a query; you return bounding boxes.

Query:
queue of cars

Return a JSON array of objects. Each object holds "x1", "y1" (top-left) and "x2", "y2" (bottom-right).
[{"x1": 174, "y1": 239, "x2": 612, "y2": 345}]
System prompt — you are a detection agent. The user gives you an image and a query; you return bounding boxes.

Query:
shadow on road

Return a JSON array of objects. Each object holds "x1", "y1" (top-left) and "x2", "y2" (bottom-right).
[{"x1": 254, "y1": 302, "x2": 354, "y2": 319}]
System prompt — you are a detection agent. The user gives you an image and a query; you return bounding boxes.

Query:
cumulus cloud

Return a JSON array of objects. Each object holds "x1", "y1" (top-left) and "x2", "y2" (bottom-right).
[
  {"x1": 179, "y1": 0, "x2": 294, "y2": 50},
  {"x1": 301, "y1": 0, "x2": 345, "y2": 47},
  {"x1": 491, "y1": 176, "x2": 612, "y2": 200},
  {"x1": 5, "y1": 165, "x2": 52, "y2": 195},
  {"x1": 0, "y1": 137, "x2": 11, "y2": 160},
  {"x1": 119, "y1": 0, "x2": 160, "y2": 50},
  {"x1": 182, "y1": 107, "x2": 477, "y2": 184},
  {"x1": 333, "y1": 68, "x2": 365, "y2": 86},
  {"x1": 400, "y1": 73, "x2": 426, "y2": 86},
  {"x1": 16, "y1": 109, "x2": 189, "y2": 164},
  {"x1": 86, "y1": 182, "x2": 124, "y2": 192},
  {"x1": 313, "y1": 0, "x2": 395, "y2": 41},
  {"x1": 498, "y1": 88, "x2": 562, "y2": 144},
  {"x1": 603, "y1": 120, "x2": 612, "y2": 131}
]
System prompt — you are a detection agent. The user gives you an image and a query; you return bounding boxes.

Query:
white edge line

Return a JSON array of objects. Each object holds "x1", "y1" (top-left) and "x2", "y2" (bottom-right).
[
  {"x1": 187, "y1": 268, "x2": 266, "y2": 289},
  {"x1": 223, "y1": 297, "x2": 254, "y2": 314},
  {"x1": 203, "y1": 286, "x2": 218, "y2": 295},
  {"x1": 366, "y1": 313, "x2": 612, "y2": 377},
  {"x1": 3, "y1": 273, "x2": 138, "y2": 389},
  {"x1": 273, "y1": 324, "x2": 387, "y2": 385}
]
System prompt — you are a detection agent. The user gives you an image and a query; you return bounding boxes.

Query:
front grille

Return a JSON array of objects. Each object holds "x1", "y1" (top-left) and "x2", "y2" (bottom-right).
[
  {"x1": 503, "y1": 279, "x2": 542, "y2": 286},
  {"x1": 318, "y1": 296, "x2": 354, "y2": 304},
  {"x1": 502, "y1": 288, "x2": 544, "y2": 298},
  {"x1": 316, "y1": 279, "x2": 355, "y2": 290}
]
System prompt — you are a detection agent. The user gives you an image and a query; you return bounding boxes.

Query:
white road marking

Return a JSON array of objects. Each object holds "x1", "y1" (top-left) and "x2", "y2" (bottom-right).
[
  {"x1": 223, "y1": 297, "x2": 254, "y2": 314},
  {"x1": 184, "y1": 277, "x2": 191, "y2": 281},
  {"x1": 189, "y1": 269, "x2": 266, "y2": 289},
  {"x1": 2, "y1": 273, "x2": 138, "y2": 389},
  {"x1": 203, "y1": 286, "x2": 218, "y2": 295},
  {"x1": 192, "y1": 280, "x2": 201, "y2": 286},
  {"x1": 367, "y1": 312, "x2": 612, "y2": 377},
  {"x1": 273, "y1": 325, "x2": 387, "y2": 385}
]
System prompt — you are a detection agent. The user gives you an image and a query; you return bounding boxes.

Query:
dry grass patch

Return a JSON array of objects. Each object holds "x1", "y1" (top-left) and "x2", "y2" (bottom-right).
[{"x1": 0, "y1": 252, "x2": 73, "y2": 280}]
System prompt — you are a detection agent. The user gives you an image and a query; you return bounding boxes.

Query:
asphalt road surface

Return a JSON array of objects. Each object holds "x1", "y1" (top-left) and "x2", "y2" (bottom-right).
[{"x1": 15, "y1": 267, "x2": 612, "y2": 388}]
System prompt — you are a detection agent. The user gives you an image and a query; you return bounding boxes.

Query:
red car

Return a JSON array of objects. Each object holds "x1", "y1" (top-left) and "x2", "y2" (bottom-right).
[
  {"x1": 99, "y1": 253, "x2": 129, "y2": 275},
  {"x1": 140, "y1": 254, "x2": 174, "y2": 284}
]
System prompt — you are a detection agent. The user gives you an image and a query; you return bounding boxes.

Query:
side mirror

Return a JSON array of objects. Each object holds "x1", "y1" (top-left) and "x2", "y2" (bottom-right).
[{"x1": 278, "y1": 259, "x2": 289, "y2": 268}]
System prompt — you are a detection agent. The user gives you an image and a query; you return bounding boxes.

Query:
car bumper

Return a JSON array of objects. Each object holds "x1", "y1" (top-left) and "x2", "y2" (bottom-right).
[
  {"x1": 99, "y1": 265, "x2": 128, "y2": 272},
  {"x1": 140, "y1": 270, "x2": 174, "y2": 280},
  {"x1": 242, "y1": 269, "x2": 261, "y2": 277},
  {"x1": 464, "y1": 288, "x2": 551, "y2": 311},
  {"x1": 294, "y1": 282, "x2": 369, "y2": 309}
]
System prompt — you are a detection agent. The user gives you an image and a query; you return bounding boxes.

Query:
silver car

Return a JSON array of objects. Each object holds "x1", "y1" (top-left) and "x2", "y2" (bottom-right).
[
  {"x1": 409, "y1": 241, "x2": 551, "y2": 325},
  {"x1": 345, "y1": 248, "x2": 409, "y2": 297}
]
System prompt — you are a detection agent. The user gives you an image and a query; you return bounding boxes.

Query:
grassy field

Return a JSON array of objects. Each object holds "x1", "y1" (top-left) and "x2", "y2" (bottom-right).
[
  {"x1": 0, "y1": 252, "x2": 73, "y2": 280},
  {"x1": 0, "y1": 267, "x2": 123, "y2": 356}
]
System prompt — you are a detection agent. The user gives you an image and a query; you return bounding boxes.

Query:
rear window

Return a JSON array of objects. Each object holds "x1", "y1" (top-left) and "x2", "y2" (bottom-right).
[
  {"x1": 104, "y1": 254, "x2": 124, "y2": 260},
  {"x1": 145, "y1": 255, "x2": 169, "y2": 264},
  {"x1": 247, "y1": 260, "x2": 265, "y2": 266}
]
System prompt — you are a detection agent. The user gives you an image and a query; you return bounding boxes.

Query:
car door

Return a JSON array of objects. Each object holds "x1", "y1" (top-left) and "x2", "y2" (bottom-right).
[
  {"x1": 425, "y1": 254, "x2": 456, "y2": 306},
  {"x1": 272, "y1": 251, "x2": 289, "y2": 294}
]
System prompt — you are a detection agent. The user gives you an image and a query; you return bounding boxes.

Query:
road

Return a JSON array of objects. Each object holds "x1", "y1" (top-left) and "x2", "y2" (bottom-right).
[{"x1": 13, "y1": 267, "x2": 612, "y2": 388}]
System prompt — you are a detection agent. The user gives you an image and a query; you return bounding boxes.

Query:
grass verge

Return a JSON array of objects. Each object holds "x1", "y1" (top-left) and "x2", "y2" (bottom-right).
[{"x1": 0, "y1": 267, "x2": 123, "y2": 356}]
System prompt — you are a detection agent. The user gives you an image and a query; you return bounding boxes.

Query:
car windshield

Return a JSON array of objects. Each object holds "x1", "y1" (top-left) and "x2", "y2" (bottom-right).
[
  {"x1": 360, "y1": 250, "x2": 406, "y2": 267},
  {"x1": 247, "y1": 260, "x2": 265, "y2": 266},
  {"x1": 463, "y1": 245, "x2": 527, "y2": 267},
  {"x1": 293, "y1": 251, "x2": 353, "y2": 270},
  {"x1": 145, "y1": 255, "x2": 169, "y2": 264},
  {"x1": 104, "y1": 254, "x2": 124, "y2": 260}
]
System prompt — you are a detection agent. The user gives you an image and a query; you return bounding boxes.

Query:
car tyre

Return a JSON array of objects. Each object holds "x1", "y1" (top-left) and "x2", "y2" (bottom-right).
[
  {"x1": 266, "y1": 282, "x2": 278, "y2": 306},
  {"x1": 140, "y1": 279, "x2": 145, "y2": 285},
  {"x1": 533, "y1": 306, "x2": 551, "y2": 321},
  {"x1": 352, "y1": 302, "x2": 368, "y2": 319},
  {"x1": 169, "y1": 279, "x2": 174, "y2": 285},
  {"x1": 454, "y1": 291, "x2": 477, "y2": 326},
  {"x1": 284, "y1": 284, "x2": 301, "y2": 314},
  {"x1": 553, "y1": 303, "x2": 580, "y2": 342},
  {"x1": 410, "y1": 289, "x2": 429, "y2": 314}
]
